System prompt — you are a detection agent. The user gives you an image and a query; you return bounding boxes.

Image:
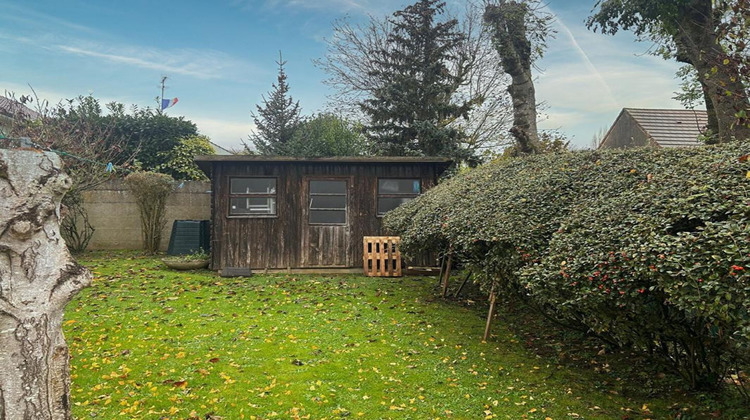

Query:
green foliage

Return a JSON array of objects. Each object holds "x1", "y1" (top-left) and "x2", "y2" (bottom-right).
[
  {"x1": 124, "y1": 172, "x2": 174, "y2": 254},
  {"x1": 248, "y1": 54, "x2": 302, "y2": 155},
  {"x1": 110, "y1": 108, "x2": 199, "y2": 171},
  {"x1": 10, "y1": 93, "x2": 199, "y2": 175},
  {"x1": 282, "y1": 113, "x2": 366, "y2": 157},
  {"x1": 155, "y1": 135, "x2": 214, "y2": 180},
  {"x1": 361, "y1": 0, "x2": 473, "y2": 162},
  {"x1": 384, "y1": 144, "x2": 750, "y2": 389}
]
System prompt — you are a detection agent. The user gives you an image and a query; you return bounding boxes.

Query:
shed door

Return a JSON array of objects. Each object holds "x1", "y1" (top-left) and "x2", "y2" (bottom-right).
[{"x1": 301, "y1": 177, "x2": 352, "y2": 267}]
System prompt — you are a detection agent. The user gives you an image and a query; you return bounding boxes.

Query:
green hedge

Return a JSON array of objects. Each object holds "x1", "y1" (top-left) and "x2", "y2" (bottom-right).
[{"x1": 383, "y1": 144, "x2": 750, "y2": 389}]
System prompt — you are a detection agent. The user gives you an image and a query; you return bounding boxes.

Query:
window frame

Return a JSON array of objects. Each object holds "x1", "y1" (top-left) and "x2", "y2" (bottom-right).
[
  {"x1": 227, "y1": 176, "x2": 278, "y2": 218},
  {"x1": 376, "y1": 178, "x2": 421, "y2": 217},
  {"x1": 308, "y1": 178, "x2": 348, "y2": 226}
]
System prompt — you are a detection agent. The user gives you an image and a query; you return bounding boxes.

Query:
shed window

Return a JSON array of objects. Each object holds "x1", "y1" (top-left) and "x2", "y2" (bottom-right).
[
  {"x1": 309, "y1": 180, "x2": 347, "y2": 225},
  {"x1": 229, "y1": 177, "x2": 276, "y2": 216},
  {"x1": 377, "y1": 178, "x2": 420, "y2": 216}
]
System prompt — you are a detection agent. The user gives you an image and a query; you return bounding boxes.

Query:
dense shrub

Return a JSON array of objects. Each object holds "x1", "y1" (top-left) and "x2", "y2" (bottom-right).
[
  {"x1": 384, "y1": 144, "x2": 750, "y2": 389},
  {"x1": 154, "y1": 135, "x2": 214, "y2": 181},
  {"x1": 124, "y1": 171, "x2": 174, "y2": 254}
]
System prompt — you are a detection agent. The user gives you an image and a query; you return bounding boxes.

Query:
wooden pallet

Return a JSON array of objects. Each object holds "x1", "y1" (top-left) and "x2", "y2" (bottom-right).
[{"x1": 363, "y1": 236, "x2": 402, "y2": 277}]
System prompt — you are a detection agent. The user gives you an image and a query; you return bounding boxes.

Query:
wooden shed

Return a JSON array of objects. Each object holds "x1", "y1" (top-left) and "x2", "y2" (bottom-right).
[{"x1": 195, "y1": 156, "x2": 451, "y2": 272}]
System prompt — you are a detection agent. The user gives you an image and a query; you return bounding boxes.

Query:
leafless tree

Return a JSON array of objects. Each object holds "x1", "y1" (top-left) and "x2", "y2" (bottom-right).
[{"x1": 5, "y1": 91, "x2": 134, "y2": 252}]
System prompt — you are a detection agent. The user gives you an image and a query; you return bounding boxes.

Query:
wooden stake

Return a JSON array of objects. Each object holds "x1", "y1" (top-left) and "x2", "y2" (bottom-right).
[
  {"x1": 483, "y1": 283, "x2": 497, "y2": 341},
  {"x1": 436, "y1": 254, "x2": 446, "y2": 287},
  {"x1": 441, "y1": 253, "x2": 453, "y2": 298},
  {"x1": 454, "y1": 271, "x2": 472, "y2": 298}
]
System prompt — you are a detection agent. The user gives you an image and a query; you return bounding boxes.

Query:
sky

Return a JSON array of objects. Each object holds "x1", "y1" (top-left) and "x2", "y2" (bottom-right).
[{"x1": 1, "y1": 0, "x2": 689, "y2": 151}]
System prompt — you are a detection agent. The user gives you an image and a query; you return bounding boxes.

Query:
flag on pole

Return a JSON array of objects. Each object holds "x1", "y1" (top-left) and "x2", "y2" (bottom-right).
[{"x1": 161, "y1": 97, "x2": 179, "y2": 110}]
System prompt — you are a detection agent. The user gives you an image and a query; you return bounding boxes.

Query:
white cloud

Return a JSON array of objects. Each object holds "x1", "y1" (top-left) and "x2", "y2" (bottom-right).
[
  {"x1": 0, "y1": 4, "x2": 262, "y2": 83},
  {"x1": 0, "y1": 2, "x2": 101, "y2": 36},
  {"x1": 56, "y1": 44, "x2": 256, "y2": 81}
]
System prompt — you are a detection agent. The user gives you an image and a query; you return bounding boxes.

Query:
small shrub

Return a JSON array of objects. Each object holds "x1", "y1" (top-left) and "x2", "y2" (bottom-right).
[
  {"x1": 61, "y1": 189, "x2": 95, "y2": 253},
  {"x1": 124, "y1": 171, "x2": 174, "y2": 254}
]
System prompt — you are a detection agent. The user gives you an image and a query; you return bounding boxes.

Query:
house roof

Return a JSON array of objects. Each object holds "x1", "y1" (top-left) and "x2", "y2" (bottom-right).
[
  {"x1": 194, "y1": 155, "x2": 452, "y2": 177},
  {"x1": 0, "y1": 96, "x2": 40, "y2": 120},
  {"x1": 604, "y1": 108, "x2": 708, "y2": 148},
  {"x1": 208, "y1": 141, "x2": 234, "y2": 155}
]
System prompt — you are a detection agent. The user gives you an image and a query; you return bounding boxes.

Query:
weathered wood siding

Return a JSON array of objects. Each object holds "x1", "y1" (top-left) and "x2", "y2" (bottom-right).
[
  {"x1": 600, "y1": 112, "x2": 650, "y2": 149},
  {"x1": 210, "y1": 161, "x2": 442, "y2": 270}
]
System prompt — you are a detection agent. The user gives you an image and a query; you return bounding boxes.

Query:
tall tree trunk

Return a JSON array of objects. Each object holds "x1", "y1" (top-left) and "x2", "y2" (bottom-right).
[
  {"x1": 484, "y1": 1, "x2": 542, "y2": 154},
  {"x1": 0, "y1": 149, "x2": 92, "y2": 420},
  {"x1": 676, "y1": 0, "x2": 750, "y2": 143}
]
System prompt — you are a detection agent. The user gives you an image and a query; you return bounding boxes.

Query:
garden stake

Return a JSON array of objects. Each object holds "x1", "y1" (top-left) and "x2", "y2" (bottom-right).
[
  {"x1": 454, "y1": 270, "x2": 472, "y2": 298},
  {"x1": 441, "y1": 252, "x2": 453, "y2": 298},
  {"x1": 436, "y1": 254, "x2": 446, "y2": 287},
  {"x1": 483, "y1": 283, "x2": 497, "y2": 341}
]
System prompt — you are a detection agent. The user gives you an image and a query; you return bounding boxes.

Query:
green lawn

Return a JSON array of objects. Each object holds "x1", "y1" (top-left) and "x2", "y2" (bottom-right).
[{"x1": 65, "y1": 252, "x2": 744, "y2": 419}]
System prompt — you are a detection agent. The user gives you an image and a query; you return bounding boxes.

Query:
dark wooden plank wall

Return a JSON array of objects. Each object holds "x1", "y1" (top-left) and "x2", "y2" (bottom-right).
[
  {"x1": 600, "y1": 113, "x2": 650, "y2": 149},
  {"x1": 210, "y1": 161, "x2": 441, "y2": 270}
]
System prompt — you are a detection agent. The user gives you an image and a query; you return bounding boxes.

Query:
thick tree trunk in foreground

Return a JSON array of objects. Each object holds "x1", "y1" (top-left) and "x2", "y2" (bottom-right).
[{"x1": 0, "y1": 149, "x2": 92, "y2": 420}]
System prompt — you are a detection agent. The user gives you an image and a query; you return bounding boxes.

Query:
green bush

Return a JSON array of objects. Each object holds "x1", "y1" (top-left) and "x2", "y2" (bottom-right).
[
  {"x1": 383, "y1": 144, "x2": 750, "y2": 389},
  {"x1": 154, "y1": 134, "x2": 214, "y2": 181},
  {"x1": 124, "y1": 171, "x2": 174, "y2": 254}
]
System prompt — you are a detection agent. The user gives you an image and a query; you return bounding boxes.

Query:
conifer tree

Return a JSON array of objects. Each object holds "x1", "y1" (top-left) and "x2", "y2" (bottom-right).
[
  {"x1": 248, "y1": 53, "x2": 301, "y2": 155},
  {"x1": 361, "y1": 0, "x2": 472, "y2": 160}
]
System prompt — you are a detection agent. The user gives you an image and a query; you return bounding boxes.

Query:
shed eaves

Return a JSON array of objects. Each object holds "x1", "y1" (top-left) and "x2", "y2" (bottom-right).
[{"x1": 626, "y1": 108, "x2": 708, "y2": 148}]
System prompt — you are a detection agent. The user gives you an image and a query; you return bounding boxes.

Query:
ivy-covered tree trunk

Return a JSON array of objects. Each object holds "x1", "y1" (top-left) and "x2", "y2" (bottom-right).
[
  {"x1": 0, "y1": 149, "x2": 92, "y2": 419},
  {"x1": 588, "y1": 0, "x2": 750, "y2": 143},
  {"x1": 673, "y1": 0, "x2": 750, "y2": 143},
  {"x1": 484, "y1": 1, "x2": 542, "y2": 155}
]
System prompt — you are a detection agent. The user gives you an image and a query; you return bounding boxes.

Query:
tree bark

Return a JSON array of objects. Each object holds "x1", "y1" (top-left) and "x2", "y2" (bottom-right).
[
  {"x1": 484, "y1": 1, "x2": 542, "y2": 154},
  {"x1": 675, "y1": 0, "x2": 750, "y2": 143},
  {"x1": 0, "y1": 149, "x2": 92, "y2": 420}
]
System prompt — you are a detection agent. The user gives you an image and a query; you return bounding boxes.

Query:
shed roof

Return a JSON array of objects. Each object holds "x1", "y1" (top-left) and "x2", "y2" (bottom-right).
[
  {"x1": 615, "y1": 108, "x2": 708, "y2": 148},
  {"x1": 194, "y1": 155, "x2": 452, "y2": 176}
]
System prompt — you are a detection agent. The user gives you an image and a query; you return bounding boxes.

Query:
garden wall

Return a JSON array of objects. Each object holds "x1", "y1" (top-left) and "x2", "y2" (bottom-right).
[{"x1": 82, "y1": 180, "x2": 211, "y2": 251}]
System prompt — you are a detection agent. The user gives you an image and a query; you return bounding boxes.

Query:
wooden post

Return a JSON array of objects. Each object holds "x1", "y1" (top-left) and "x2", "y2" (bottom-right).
[
  {"x1": 483, "y1": 283, "x2": 497, "y2": 341},
  {"x1": 441, "y1": 252, "x2": 453, "y2": 298},
  {"x1": 436, "y1": 254, "x2": 446, "y2": 286},
  {"x1": 454, "y1": 270, "x2": 472, "y2": 298}
]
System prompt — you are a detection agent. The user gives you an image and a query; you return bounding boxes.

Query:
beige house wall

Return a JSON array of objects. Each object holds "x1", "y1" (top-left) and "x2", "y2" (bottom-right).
[{"x1": 82, "y1": 180, "x2": 211, "y2": 251}]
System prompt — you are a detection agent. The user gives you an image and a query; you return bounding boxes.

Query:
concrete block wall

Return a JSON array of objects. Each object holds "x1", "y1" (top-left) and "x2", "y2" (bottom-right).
[{"x1": 82, "y1": 180, "x2": 211, "y2": 251}]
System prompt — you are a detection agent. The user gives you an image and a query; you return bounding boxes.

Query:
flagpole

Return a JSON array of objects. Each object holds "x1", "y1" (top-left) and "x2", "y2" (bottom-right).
[
  {"x1": 157, "y1": 76, "x2": 179, "y2": 113},
  {"x1": 159, "y1": 76, "x2": 167, "y2": 115}
]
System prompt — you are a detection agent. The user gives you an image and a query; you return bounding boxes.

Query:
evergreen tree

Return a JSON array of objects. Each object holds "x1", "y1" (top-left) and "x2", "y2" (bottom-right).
[
  {"x1": 248, "y1": 53, "x2": 302, "y2": 155},
  {"x1": 284, "y1": 113, "x2": 366, "y2": 157},
  {"x1": 361, "y1": 0, "x2": 472, "y2": 160}
]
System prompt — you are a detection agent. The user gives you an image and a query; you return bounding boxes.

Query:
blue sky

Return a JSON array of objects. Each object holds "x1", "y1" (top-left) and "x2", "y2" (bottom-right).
[{"x1": 1, "y1": 0, "x2": 687, "y2": 151}]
